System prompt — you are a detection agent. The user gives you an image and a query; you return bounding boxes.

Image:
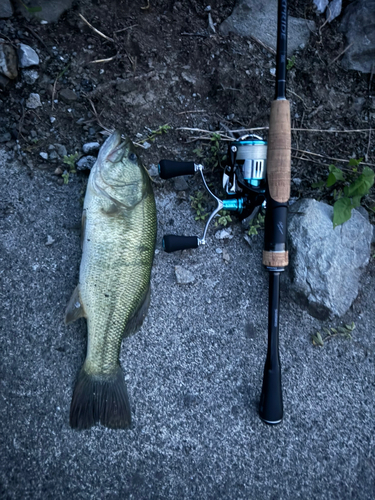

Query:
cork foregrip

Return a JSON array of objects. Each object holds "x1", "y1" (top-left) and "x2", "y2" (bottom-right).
[
  {"x1": 267, "y1": 100, "x2": 291, "y2": 203},
  {"x1": 262, "y1": 251, "x2": 289, "y2": 268}
]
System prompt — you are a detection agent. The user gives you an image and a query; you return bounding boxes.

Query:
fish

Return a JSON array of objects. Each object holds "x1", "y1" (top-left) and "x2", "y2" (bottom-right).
[{"x1": 65, "y1": 131, "x2": 157, "y2": 430}]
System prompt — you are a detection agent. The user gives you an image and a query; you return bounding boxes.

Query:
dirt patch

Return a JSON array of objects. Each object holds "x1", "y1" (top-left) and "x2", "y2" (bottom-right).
[{"x1": 0, "y1": 0, "x2": 374, "y2": 212}]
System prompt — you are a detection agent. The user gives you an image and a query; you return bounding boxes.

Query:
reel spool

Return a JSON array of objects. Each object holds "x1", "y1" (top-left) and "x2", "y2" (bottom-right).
[{"x1": 224, "y1": 135, "x2": 267, "y2": 195}]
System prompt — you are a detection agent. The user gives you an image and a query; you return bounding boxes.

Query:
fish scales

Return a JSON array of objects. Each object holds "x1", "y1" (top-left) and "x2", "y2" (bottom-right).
[
  {"x1": 82, "y1": 186, "x2": 155, "y2": 374},
  {"x1": 65, "y1": 131, "x2": 156, "y2": 430}
]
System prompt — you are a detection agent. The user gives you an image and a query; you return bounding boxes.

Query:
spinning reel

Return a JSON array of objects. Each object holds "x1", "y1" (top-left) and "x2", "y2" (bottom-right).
[{"x1": 159, "y1": 135, "x2": 268, "y2": 253}]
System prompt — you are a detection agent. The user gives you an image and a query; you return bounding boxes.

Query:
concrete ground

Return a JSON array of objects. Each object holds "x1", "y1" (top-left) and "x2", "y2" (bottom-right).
[{"x1": 1, "y1": 150, "x2": 374, "y2": 499}]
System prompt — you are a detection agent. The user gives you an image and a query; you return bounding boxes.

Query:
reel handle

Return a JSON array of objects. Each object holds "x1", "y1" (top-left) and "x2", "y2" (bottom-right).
[
  {"x1": 159, "y1": 160, "x2": 197, "y2": 179},
  {"x1": 162, "y1": 235, "x2": 199, "y2": 253}
]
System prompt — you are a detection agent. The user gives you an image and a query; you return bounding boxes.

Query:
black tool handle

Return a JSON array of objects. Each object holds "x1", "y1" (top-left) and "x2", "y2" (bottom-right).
[
  {"x1": 162, "y1": 235, "x2": 199, "y2": 253},
  {"x1": 259, "y1": 272, "x2": 283, "y2": 424},
  {"x1": 159, "y1": 160, "x2": 196, "y2": 179}
]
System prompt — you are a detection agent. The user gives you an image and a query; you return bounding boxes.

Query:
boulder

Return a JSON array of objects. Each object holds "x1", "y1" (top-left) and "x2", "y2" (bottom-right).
[
  {"x1": 219, "y1": 0, "x2": 316, "y2": 56},
  {"x1": 288, "y1": 199, "x2": 373, "y2": 319},
  {"x1": 340, "y1": 0, "x2": 375, "y2": 74}
]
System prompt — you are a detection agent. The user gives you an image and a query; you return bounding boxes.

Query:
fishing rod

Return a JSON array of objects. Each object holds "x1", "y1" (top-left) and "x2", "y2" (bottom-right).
[
  {"x1": 157, "y1": 0, "x2": 290, "y2": 425},
  {"x1": 259, "y1": 0, "x2": 290, "y2": 425}
]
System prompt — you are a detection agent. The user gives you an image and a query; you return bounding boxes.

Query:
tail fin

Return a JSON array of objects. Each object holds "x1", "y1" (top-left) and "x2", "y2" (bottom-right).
[{"x1": 70, "y1": 365, "x2": 131, "y2": 430}]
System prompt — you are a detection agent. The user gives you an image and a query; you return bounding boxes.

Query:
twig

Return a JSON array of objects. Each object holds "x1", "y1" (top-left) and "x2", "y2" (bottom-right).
[
  {"x1": 23, "y1": 26, "x2": 51, "y2": 54},
  {"x1": 84, "y1": 95, "x2": 114, "y2": 134},
  {"x1": 248, "y1": 36, "x2": 276, "y2": 55},
  {"x1": 141, "y1": 0, "x2": 150, "y2": 9},
  {"x1": 366, "y1": 127, "x2": 372, "y2": 160},
  {"x1": 89, "y1": 55, "x2": 117, "y2": 64},
  {"x1": 177, "y1": 126, "x2": 373, "y2": 135},
  {"x1": 181, "y1": 32, "x2": 208, "y2": 37},
  {"x1": 177, "y1": 110, "x2": 206, "y2": 115},
  {"x1": 287, "y1": 89, "x2": 309, "y2": 107},
  {"x1": 51, "y1": 63, "x2": 71, "y2": 110},
  {"x1": 78, "y1": 13, "x2": 114, "y2": 43},
  {"x1": 292, "y1": 148, "x2": 375, "y2": 168},
  {"x1": 115, "y1": 25, "x2": 138, "y2": 33},
  {"x1": 292, "y1": 127, "x2": 372, "y2": 133},
  {"x1": 176, "y1": 126, "x2": 269, "y2": 134},
  {"x1": 329, "y1": 42, "x2": 354, "y2": 66}
]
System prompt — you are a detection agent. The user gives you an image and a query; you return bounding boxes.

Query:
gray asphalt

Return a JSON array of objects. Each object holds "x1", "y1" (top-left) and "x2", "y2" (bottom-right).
[{"x1": 1, "y1": 149, "x2": 374, "y2": 499}]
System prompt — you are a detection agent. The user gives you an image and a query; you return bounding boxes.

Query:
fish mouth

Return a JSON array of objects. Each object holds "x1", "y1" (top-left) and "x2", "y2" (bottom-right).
[{"x1": 96, "y1": 131, "x2": 129, "y2": 166}]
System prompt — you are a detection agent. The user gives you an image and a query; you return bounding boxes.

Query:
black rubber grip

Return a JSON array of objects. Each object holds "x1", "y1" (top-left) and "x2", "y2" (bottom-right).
[
  {"x1": 162, "y1": 235, "x2": 199, "y2": 253},
  {"x1": 158, "y1": 160, "x2": 196, "y2": 179}
]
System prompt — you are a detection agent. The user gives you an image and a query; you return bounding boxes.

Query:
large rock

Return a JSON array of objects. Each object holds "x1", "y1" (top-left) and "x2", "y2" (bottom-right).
[
  {"x1": 339, "y1": 0, "x2": 375, "y2": 73},
  {"x1": 0, "y1": 0, "x2": 13, "y2": 18},
  {"x1": 219, "y1": 0, "x2": 316, "y2": 56},
  {"x1": 17, "y1": 0, "x2": 74, "y2": 23},
  {"x1": 288, "y1": 199, "x2": 373, "y2": 319}
]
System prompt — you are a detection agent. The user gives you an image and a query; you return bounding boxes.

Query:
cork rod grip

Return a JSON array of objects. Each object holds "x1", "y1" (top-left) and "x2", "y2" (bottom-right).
[{"x1": 267, "y1": 100, "x2": 291, "y2": 203}]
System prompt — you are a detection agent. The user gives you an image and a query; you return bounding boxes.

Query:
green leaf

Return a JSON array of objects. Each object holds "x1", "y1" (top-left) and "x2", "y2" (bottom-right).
[
  {"x1": 312, "y1": 180, "x2": 325, "y2": 189},
  {"x1": 323, "y1": 327, "x2": 331, "y2": 336},
  {"x1": 327, "y1": 165, "x2": 345, "y2": 187},
  {"x1": 312, "y1": 332, "x2": 324, "y2": 346},
  {"x1": 330, "y1": 327, "x2": 338, "y2": 333},
  {"x1": 344, "y1": 169, "x2": 374, "y2": 198},
  {"x1": 348, "y1": 157, "x2": 363, "y2": 168},
  {"x1": 345, "y1": 322, "x2": 355, "y2": 331},
  {"x1": 338, "y1": 326, "x2": 348, "y2": 333},
  {"x1": 333, "y1": 197, "x2": 353, "y2": 228}
]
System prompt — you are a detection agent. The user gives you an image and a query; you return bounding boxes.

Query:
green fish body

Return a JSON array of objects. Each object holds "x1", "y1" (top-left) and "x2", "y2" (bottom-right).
[{"x1": 65, "y1": 131, "x2": 157, "y2": 430}]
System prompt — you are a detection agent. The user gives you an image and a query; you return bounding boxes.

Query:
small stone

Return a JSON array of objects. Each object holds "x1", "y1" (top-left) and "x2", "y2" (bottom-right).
[
  {"x1": 18, "y1": 44, "x2": 40, "y2": 68},
  {"x1": 215, "y1": 248, "x2": 223, "y2": 254},
  {"x1": 222, "y1": 248, "x2": 230, "y2": 263},
  {"x1": 0, "y1": 74, "x2": 11, "y2": 89},
  {"x1": 46, "y1": 235, "x2": 55, "y2": 246},
  {"x1": 39, "y1": 152, "x2": 48, "y2": 160},
  {"x1": 314, "y1": 0, "x2": 329, "y2": 14},
  {"x1": 181, "y1": 72, "x2": 197, "y2": 85},
  {"x1": 49, "y1": 151, "x2": 58, "y2": 160},
  {"x1": 215, "y1": 228, "x2": 233, "y2": 240},
  {"x1": 0, "y1": 133, "x2": 11, "y2": 143},
  {"x1": 174, "y1": 176, "x2": 189, "y2": 191},
  {"x1": 175, "y1": 265, "x2": 195, "y2": 284},
  {"x1": 270, "y1": 67, "x2": 276, "y2": 76},
  {"x1": 54, "y1": 167, "x2": 63, "y2": 175},
  {"x1": 54, "y1": 144, "x2": 67, "y2": 157},
  {"x1": 22, "y1": 69, "x2": 39, "y2": 85},
  {"x1": 244, "y1": 234, "x2": 252, "y2": 246},
  {"x1": 26, "y1": 93, "x2": 42, "y2": 109},
  {"x1": 142, "y1": 141, "x2": 152, "y2": 149},
  {"x1": 76, "y1": 155, "x2": 96, "y2": 171},
  {"x1": 148, "y1": 164, "x2": 159, "y2": 177},
  {"x1": 292, "y1": 178, "x2": 302, "y2": 186},
  {"x1": 82, "y1": 142, "x2": 100, "y2": 154},
  {"x1": 326, "y1": 0, "x2": 342, "y2": 23},
  {"x1": 0, "y1": 42, "x2": 18, "y2": 79},
  {"x1": 59, "y1": 88, "x2": 78, "y2": 103}
]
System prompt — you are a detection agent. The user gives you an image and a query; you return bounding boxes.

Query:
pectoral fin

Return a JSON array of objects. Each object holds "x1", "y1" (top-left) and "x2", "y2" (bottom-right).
[{"x1": 65, "y1": 285, "x2": 86, "y2": 324}]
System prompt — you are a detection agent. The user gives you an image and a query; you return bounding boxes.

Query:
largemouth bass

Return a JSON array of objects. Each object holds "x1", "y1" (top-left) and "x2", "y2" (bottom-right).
[{"x1": 65, "y1": 131, "x2": 157, "y2": 430}]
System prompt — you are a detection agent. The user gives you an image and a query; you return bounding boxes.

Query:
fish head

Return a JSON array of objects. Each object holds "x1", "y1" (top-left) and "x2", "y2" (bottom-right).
[{"x1": 93, "y1": 131, "x2": 147, "y2": 208}]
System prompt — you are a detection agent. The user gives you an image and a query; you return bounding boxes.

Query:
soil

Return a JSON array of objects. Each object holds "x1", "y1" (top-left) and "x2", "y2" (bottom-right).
[{"x1": 1, "y1": 0, "x2": 374, "y2": 212}]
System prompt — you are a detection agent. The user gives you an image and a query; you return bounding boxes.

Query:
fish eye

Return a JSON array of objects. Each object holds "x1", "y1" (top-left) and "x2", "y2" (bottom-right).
[{"x1": 128, "y1": 153, "x2": 137, "y2": 163}]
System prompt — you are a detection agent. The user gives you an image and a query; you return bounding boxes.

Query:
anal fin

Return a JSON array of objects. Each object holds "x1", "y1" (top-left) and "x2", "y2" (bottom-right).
[{"x1": 65, "y1": 285, "x2": 86, "y2": 324}]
